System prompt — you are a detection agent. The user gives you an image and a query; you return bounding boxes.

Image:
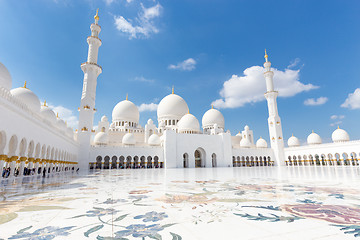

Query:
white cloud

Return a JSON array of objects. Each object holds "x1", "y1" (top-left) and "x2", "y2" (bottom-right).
[
  {"x1": 330, "y1": 121, "x2": 343, "y2": 127},
  {"x1": 133, "y1": 76, "x2": 154, "y2": 83},
  {"x1": 304, "y1": 97, "x2": 328, "y2": 106},
  {"x1": 212, "y1": 66, "x2": 318, "y2": 109},
  {"x1": 48, "y1": 104, "x2": 78, "y2": 130},
  {"x1": 341, "y1": 88, "x2": 360, "y2": 110},
  {"x1": 138, "y1": 103, "x2": 158, "y2": 112},
  {"x1": 288, "y1": 58, "x2": 301, "y2": 69},
  {"x1": 168, "y1": 58, "x2": 197, "y2": 71},
  {"x1": 114, "y1": 3, "x2": 162, "y2": 39},
  {"x1": 104, "y1": 0, "x2": 115, "y2": 5},
  {"x1": 330, "y1": 115, "x2": 345, "y2": 120}
]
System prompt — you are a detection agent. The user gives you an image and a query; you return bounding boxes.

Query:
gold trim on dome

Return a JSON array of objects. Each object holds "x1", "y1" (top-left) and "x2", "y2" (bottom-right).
[
  {"x1": 20, "y1": 157, "x2": 28, "y2": 162},
  {"x1": 81, "y1": 127, "x2": 89, "y2": 131},
  {"x1": 0, "y1": 155, "x2": 8, "y2": 161}
]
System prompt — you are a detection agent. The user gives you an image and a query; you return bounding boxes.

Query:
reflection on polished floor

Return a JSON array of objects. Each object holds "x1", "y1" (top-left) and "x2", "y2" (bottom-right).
[{"x1": 1, "y1": 166, "x2": 360, "y2": 239}]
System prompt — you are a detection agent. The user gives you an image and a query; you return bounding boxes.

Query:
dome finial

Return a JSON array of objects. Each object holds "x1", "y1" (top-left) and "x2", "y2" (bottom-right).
[
  {"x1": 292, "y1": 133, "x2": 294, "y2": 137},
  {"x1": 264, "y1": 49, "x2": 269, "y2": 62},
  {"x1": 56, "y1": 112, "x2": 59, "y2": 118},
  {"x1": 126, "y1": 93, "x2": 128, "y2": 101},
  {"x1": 338, "y1": 125, "x2": 340, "y2": 129},
  {"x1": 172, "y1": 86, "x2": 174, "y2": 94},
  {"x1": 23, "y1": 81, "x2": 27, "y2": 89},
  {"x1": 94, "y1": 8, "x2": 99, "y2": 22},
  {"x1": 312, "y1": 130, "x2": 314, "y2": 133},
  {"x1": 188, "y1": 109, "x2": 190, "y2": 114},
  {"x1": 211, "y1": 104, "x2": 214, "y2": 109},
  {"x1": 43, "y1": 100, "x2": 47, "y2": 107}
]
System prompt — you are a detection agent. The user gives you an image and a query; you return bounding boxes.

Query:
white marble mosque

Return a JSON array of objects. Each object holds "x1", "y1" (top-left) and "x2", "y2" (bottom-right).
[
  {"x1": 1, "y1": 10, "x2": 359, "y2": 176},
  {"x1": 1, "y1": 10, "x2": 360, "y2": 240}
]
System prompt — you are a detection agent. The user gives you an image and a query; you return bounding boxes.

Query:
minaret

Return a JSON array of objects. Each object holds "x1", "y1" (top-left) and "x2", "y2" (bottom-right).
[
  {"x1": 78, "y1": 9, "x2": 102, "y2": 169},
  {"x1": 263, "y1": 50, "x2": 285, "y2": 165}
]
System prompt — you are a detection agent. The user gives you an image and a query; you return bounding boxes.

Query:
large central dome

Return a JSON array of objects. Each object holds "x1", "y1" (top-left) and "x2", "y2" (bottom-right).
[
  {"x1": 112, "y1": 100, "x2": 139, "y2": 123},
  {"x1": 157, "y1": 93, "x2": 189, "y2": 120}
]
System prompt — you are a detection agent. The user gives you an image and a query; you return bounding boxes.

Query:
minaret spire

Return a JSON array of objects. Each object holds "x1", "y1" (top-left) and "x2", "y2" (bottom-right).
[
  {"x1": 264, "y1": 49, "x2": 268, "y2": 62},
  {"x1": 263, "y1": 50, "x2": 285, "y2": 166},
  {"x1": 78, "y1": 9, "x2": 103, "y2": 170},
  {"x1": 94, "y1": 8, "x2": 99, "y2": 24}
]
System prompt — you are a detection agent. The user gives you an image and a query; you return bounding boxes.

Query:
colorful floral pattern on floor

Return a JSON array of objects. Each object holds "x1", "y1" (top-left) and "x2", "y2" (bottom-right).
[{"x1": 1, "y1": 167, "x2": 360, "y2": 239}]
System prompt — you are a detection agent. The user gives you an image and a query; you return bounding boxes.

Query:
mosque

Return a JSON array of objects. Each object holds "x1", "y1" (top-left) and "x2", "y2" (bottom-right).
[{"x1": 0, "y1": 10, "x2": 359, "y2": 178}]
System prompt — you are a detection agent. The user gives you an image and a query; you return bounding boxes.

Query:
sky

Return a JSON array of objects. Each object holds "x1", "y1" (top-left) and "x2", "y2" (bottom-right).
[{"x1": 0, "y1": 0, "x2": 360, "y2": 144}]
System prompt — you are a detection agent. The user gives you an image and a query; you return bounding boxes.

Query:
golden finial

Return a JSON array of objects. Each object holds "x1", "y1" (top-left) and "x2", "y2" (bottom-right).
[
  {"x1": 292, "y1": 133, "x2": 294, "y2": 137},
  {"x1": 56, "y1": 112, "x2": 59, "y2": 118},
  {"x1": 43, "y1": 100, "x2": 47, "y2": 107},
  {"x1": 211, "y1": 105, "x2": 214, "y2": 109},
  {"x1": 260, "y1": 136, "x2": 262, "y2": 139},
  {"x1": 172, "y1": 86, "x2": 174, "y2": 94},
  {"x1": 338, "y1": 125, "x2": 340, "y2": 129},
  {"x1": 23, "y1": 81, "x2": 27, "y2": 88},
  {"x1": 264, "y1": 49, "x2": 268, "y2": 62},
  {"x1": 94, "y1": 8, "x2": 99, "y2": 21},
  {"x1": 126, "y1": 93, "x2": 128, "y2": 101},
  {"x1": 312, "y1": 130, "x2": 314, "y2": 133},
  {"x1": 188, "y1": 109, "x2": 190, "y2": 114}
]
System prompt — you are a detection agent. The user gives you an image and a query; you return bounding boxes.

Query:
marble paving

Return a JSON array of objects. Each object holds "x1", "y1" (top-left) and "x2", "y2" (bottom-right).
[{"x1": 1, "y1": 166, "x2": 360, "y2": 239}]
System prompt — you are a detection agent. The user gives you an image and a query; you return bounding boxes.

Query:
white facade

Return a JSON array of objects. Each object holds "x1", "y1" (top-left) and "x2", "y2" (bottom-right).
[{"x1": 1, "y1": 11, "x2": 360, "y2": 177}]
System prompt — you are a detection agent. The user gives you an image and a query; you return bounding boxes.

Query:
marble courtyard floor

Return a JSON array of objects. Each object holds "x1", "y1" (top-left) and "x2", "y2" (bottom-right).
[{"x1": 1, "y1": 167, "x2": 360, "y2": 239}]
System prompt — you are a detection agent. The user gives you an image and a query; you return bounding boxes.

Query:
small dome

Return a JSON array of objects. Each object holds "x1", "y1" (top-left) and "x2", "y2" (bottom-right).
[
  {"x1": 122, "y1": 133, "x2": 136, "y2": 145},
  {"x1": 287, "y1": 135, "x2": 300, "y2": 147},
  {"x1": 236, "y1": 132, "x2": 242, "y2": 140},
  {"x1": 240, "y1": 137, "x2": 252, "y2": 148},
  {"x1": 256, "y1": 137, "x2": 268, "y2": 148},
  {"x1": 332, "y1": 127, "x2": 350, "y2": 142},
  {"x1": 112, "y1": 100, "x2": 139, "y2": 123},
  {"x1": 10, "y1": 84, "x2": 40, "y2": 113},
  {"x1": 56, "y1": 117, "x2": 66, "y2": 131},
  {"x1": 307, "y1": 131, "x2": 322, "y2": 145},
  {"x1": 40, "y1": 104, "x2": 56, "y2": 124},
  {"x1": 66, "y1": 127, "x2": 74, "y2": 138},
  {"x1": 157, "y1": 93, "x2": 189, "y2": 120},
  {"x1": 178, "y1": 113, "x2": 200, "y2": 133},
  {"x1": 148, "y1": 134, "x2": 161, "y2": 146},
  {"x1": 202, "y1": 108, "x2": 225, "y2": 129},
  {"x1": 0, "y1": 62, "x2": 12, "y2": 90},
  {"x1": 101, "y1": 115, "x2": 108, "y2": 122},
  {"x1": 244, "y1": 125, "x2": 250, "y2": 131},
  {"x1": 147, "y1": 119, "x2": 153, "y2": 125},
  {"x1": 94, "y1": 132, "x2": 108, "y2": 145}
]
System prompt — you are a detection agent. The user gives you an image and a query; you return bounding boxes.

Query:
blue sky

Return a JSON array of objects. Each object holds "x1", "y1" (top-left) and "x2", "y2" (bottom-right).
[{"x1": 0, "y1": 0, "x2": 360, "y2": 143}]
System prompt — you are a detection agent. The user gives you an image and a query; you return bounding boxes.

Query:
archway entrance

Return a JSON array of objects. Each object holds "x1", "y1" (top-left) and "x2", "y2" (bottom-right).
[
  {"x1": 194, "y1": 148, "x2": 205, "y2": 168},
  {"x1": 183, "y1": 153, "x2": 189, "y2": 168}
]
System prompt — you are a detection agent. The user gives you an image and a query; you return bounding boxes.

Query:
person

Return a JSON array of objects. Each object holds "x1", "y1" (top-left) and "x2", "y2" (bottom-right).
[
  {"x1": 6, "y1": 167, "x2": 10, "y2": 178},
  {"x1": 76, "y1": 168, "x2": 79, "y2": 173},
  {"x1": 1, "y1": 167, "x2": 5, "y2": 178},
  {"x1": 42, "y1": 168, "x2": 46, "y2": 178}
]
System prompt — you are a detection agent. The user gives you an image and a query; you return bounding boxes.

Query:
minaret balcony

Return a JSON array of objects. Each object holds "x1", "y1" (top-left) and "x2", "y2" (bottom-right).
[
  {"x1": 87, "y1": 36, "x2": 102, "y2": 46},
  {"x1": 81, "y1": 62, "x2": 102, "y2": 74}
]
